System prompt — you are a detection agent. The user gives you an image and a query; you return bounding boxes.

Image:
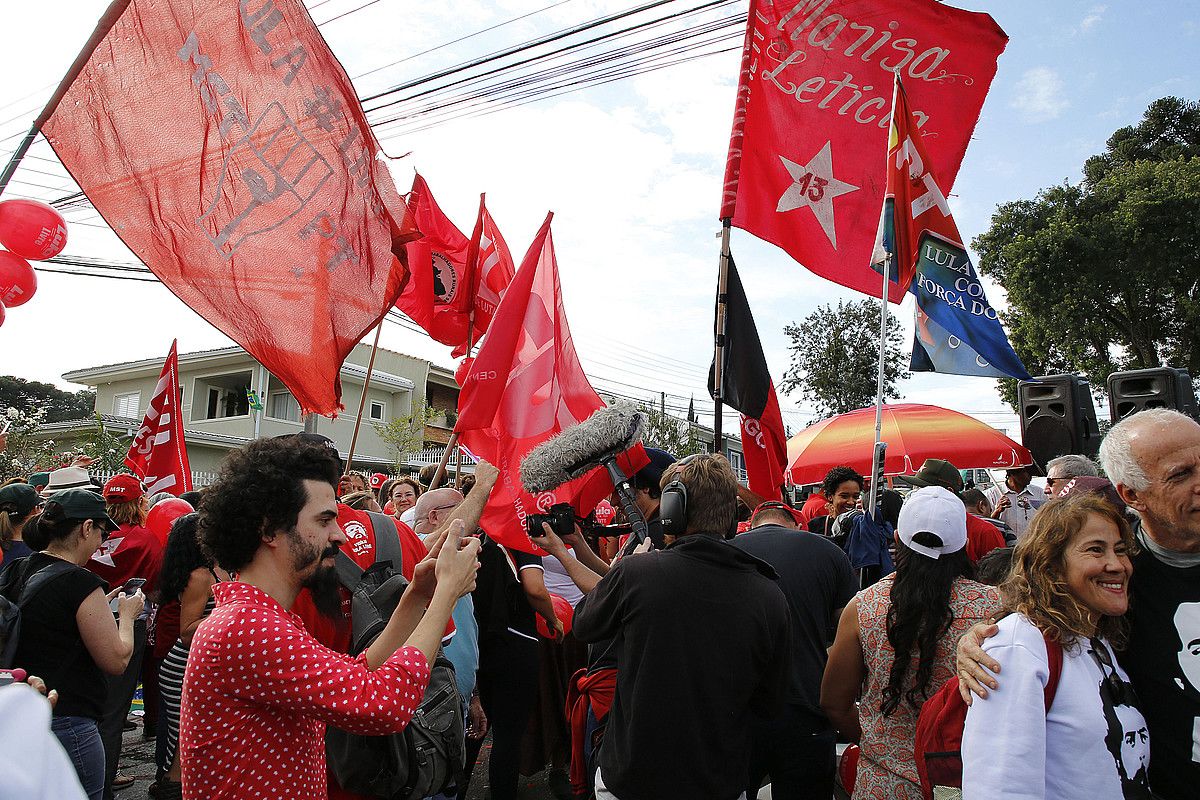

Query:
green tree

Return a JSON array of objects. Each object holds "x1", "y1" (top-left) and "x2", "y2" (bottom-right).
[
  {"x1": 781, "y1": 299, "x2": 909, "y2": 418},
  {"x1": 974, "y1": 97, "x2": 1200, "y2": 409},
  {"x1": 0, "y1": 376, "x2": 96, "y2": 422},
  {"x1": 637, "y1": 403, "x2": 705, "y2": 457},
  {"x1": 374, "y1": 404, "x2": 440, "y2": 470},
  {"x1": 0, "y1": 406, "x2": 57, "y2": 480},
  {"x1": 60, "y1": 414, "x2": 131, "y2": 474}
]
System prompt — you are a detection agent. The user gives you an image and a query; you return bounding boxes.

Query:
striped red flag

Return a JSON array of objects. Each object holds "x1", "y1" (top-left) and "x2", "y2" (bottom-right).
[{"x1": 125, "y1": 340, "x2": 192, "y2": 496}]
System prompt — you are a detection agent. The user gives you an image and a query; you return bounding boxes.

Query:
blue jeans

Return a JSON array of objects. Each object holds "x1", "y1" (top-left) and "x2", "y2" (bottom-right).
[{"x1": 52, "y1": 715, "x2": 105, "y2": 800}]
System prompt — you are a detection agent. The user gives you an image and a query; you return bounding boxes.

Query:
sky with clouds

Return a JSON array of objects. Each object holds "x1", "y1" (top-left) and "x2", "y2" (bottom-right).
[{"x1": 0, "y1": 0, "x2": 1196, "y2": 443}]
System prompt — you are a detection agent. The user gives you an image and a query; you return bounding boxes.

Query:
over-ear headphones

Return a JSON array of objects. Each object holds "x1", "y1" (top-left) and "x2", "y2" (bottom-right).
[{"x1": 659, "y1": 453, "x2": 703, "y2": 536}]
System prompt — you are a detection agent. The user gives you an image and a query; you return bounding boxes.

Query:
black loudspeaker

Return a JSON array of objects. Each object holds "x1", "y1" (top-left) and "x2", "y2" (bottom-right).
[
  {"x1": 1107, "y1": 367, "x2": 1198, "y2": 422},
  {"x1": 1018, "y1": 375, "x2": 1101, "y2": 466}
]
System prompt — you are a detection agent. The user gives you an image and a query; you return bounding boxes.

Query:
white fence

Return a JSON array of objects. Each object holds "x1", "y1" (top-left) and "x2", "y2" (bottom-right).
[{"x1": 90, "y1": 470, "x2": 221, "y2": 489}]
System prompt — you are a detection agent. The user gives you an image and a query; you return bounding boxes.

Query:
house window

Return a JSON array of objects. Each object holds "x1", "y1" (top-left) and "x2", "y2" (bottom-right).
[
  {"x1": 193, "y1": 371, "x2": 252, "y2": 421},
  {"x1": 268, "y1": 390, "x2": 301, "y2": 423},
  {"x1": 113, "y1": 392, "x2": 140, "y2": 418},
  {"x1": 727, "y1": 450, "x2": 746, "y2": 481},
  {"x1": 369, "y1": 400, "x2": 386, "y2": 421}
]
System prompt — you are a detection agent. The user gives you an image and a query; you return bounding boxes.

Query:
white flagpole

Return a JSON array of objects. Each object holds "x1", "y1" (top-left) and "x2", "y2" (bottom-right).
[{"x1": 867, "y1": 252, "x2": 891, "y2": 515}]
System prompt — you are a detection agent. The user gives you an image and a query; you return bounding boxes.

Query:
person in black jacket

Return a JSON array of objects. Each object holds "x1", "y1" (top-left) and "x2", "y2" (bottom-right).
[{"x1": 573, "y1": 453, "x2": 790, "y2": 800}]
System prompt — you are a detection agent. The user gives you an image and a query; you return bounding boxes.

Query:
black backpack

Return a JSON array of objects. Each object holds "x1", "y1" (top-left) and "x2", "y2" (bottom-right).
[
  {"x1": 324, "y1": 512, "x2": 466, "y2": 799},
  {"x1": 0, "y1": 557, "x2": 75, "y2": 668}
]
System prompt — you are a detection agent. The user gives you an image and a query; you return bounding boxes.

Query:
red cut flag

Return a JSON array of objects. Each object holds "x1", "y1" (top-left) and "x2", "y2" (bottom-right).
[
  {"x1": 125, "y1": 340, "x2": 192, "y2": 496},
  {"x1": 38, "y1": 0, "x2": 419, "y2": 415},
  {"x1": 456, "y1": 213, "x2": 646, "y2": 553},
  {"x1": 452, "y1": 194, "x2": 516, "y2": 358},
  {"x1": 396, "y1": 174, "x2": 475, "y2": 348},
  {"x1": 720, "y1": 0, "x2": 1007, "y2": 303}
]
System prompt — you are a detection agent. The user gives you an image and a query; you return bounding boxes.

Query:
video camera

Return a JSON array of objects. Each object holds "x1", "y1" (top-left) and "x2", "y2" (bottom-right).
[{"x1": 526, "y1": 502, "x2": 576, "y2": 538}]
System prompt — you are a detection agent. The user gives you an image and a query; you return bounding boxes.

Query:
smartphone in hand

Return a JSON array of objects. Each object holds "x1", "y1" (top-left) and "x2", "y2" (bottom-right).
[{"x1": 108, "y1": 577, "x2": 147, "y2": 612}]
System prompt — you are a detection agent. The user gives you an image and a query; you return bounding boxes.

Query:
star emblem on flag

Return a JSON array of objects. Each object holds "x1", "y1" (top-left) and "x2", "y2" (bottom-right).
[{"x1": 776, "y1": 141, "x2": 858, "y2": 248}]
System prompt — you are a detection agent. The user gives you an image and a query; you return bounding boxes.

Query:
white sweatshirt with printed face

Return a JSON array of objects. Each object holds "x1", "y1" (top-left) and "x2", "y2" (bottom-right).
[{"x1": 962, "y1": 614, "x2": 1151, "y2": 800}]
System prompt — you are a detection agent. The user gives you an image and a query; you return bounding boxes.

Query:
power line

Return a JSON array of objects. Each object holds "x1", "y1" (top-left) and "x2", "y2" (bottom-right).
[{"x1": 353, "y1": 0, "x2": 579, "y2": 80}]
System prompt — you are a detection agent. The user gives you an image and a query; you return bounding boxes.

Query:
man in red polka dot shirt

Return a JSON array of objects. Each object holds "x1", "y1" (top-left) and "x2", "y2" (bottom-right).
[{"x1": 178, "y1": 437, "x2": 480, "y2": 800}]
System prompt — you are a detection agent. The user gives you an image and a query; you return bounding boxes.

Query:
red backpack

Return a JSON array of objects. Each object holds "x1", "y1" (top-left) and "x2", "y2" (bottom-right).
[{"x1": 913, "y1": 632, "x2": 1063, "y2": 800}]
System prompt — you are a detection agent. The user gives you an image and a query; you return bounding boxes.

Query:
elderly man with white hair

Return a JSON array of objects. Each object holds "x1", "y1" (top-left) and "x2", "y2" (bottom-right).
[
  {"x1": 1044, "y1": 453, "x2": 1101, "y2": 497},
  {"x1": 959, "y1": 408, "x2": 1200, "y2": 800}
]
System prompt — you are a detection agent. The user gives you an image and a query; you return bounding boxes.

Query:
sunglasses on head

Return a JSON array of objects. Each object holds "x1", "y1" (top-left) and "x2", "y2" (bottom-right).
[{"x1": 1090, "y1": 638, "x2": 1133, "y2": 706}]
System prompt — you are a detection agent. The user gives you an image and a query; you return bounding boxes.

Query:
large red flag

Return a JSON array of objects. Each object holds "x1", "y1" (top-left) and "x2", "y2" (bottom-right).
[
  {"x1": 720, "y1": 0, "x2": 1007, "y2": 303},
  {"x1": 124, "y1": 340, "x2": 192, "y2": 496},
  {"x1": 38, "y1": 0, "x2": 418, "y2": 415},
  {"x1": 456, "y1": 213, "x2": 646, "y2": 553},
  {"x1": 396, "y1": 174, "x2": 476, "y2": 347},
  {"x1": 452, "y1": 194, "x2": 516, "y2": 358}
]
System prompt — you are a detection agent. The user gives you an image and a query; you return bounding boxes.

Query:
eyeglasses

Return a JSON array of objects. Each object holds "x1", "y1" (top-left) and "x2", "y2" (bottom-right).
[
  {"x1": 1090, "y1": 637, "x2": 1133, "y2": 706},
  {"x1": 1046, "y1": 476, "x2": 1070, "y2": 486}
]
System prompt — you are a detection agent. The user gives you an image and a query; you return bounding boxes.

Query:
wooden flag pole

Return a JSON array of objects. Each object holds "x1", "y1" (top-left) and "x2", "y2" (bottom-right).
[
  {"x1": 345, "y1": 321, "x2": 384, "y2": 476},
  {"x1": 428, "y1": 433, "x2": 458, "y2": 491},
  {"x1": 0, "y1": 1, "x2": 134, "y2": 198},
  {"x1": 712, "y1": 219, "x2": 732, "y2": 456}
]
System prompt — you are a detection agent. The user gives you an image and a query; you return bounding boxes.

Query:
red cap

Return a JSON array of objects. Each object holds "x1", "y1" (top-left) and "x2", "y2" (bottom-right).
[
  {"x1": 102, "y1": 473, "x2": 144, "y2": 504},
  {"x1": 371, "y1": 472, "x2": 388, "y2": 489}
]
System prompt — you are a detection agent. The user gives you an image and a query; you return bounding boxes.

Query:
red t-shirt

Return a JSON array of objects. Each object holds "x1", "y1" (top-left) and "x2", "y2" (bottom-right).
[
  {"x1": 798, "y1": 493, "x2": 828, "y2": 526},
  {"x1": 87, "y1": 523, "x2": 164, "y2": 594},
  {"x1": 965, "y1": 513, "x2": 1006, "y2": 563},
  {"x1": 293, "y1": 504, "x2": 431, "y2": 653}
]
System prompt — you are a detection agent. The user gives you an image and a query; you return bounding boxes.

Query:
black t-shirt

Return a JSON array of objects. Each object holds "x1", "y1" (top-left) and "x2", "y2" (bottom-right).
[
  {"x1": 732, "y1": 524, "x2": 856, "y2": 714},
  {"x1": 1118, "y1": 524, "x2": 1200, "y2": 800},
  {"x1": 10, "y1": 553, "x2": 108, "y2": 720},
  {"x1": 471, "y1": 536, "x2": 541, "y2": 640}
]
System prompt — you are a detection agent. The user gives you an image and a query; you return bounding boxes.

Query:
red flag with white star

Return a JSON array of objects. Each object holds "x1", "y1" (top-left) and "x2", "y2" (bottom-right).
[{"x1": 720, "y1": 0, "x2": 1007, "y2": 303}]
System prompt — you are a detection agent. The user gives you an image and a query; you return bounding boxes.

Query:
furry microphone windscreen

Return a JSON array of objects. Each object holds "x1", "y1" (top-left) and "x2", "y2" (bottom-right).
[{"x1": 520, "y1": 401, "x2": 646, "y2": 493}]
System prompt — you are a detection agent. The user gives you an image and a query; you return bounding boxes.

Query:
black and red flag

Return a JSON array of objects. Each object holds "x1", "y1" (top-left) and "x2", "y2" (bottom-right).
[{"x1": 708, "y1": 255, "x2": 788, "y2": 500}]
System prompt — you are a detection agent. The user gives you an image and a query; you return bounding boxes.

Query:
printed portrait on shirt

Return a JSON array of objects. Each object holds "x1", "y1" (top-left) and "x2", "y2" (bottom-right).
[
  {"x1": 1174, "y1": 602, "x2": 1200, "y2": 694},
  {"x1": 1097, "y1": 652, "x2": 1152, "y2": 794}
]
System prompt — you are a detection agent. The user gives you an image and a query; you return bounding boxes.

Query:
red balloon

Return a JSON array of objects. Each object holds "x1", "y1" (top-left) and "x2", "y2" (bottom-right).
[
  {"x1": 592, "y1": 499, "x2": 616, "y2": 526},
  {"x1": 838, "y1": 744, "x2": 860, "y2": 795},
  {"x1": 0, "y1": 199, "x2": 67, "y2": 260},
  {"x1": 536, "y1": 593, "x2": 575, "y2": 639},
  {"x1": 0, "y1": 250, "x2": 36, "y2": 307},
  {"x1": 147, "y1": 497, "x2": 195, "y2": 546}
]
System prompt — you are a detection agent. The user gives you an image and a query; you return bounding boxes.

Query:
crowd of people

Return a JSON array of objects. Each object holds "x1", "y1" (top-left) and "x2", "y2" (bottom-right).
[{"x1": 0, "y1": 406, "x2": 1197, "y2": 800}]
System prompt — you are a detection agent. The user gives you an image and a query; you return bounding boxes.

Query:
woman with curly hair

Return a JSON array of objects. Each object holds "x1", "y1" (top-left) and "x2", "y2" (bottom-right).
[
  {"x1": 807, "y1": 466, "x2": 864, "y2": 547},
  {"x1": 821, "y1": 487, "x2": 1001, "y2": 799},
  {"x1": 153, "y1": 513, "x2": 229, "y2": 798},
  {"x1": 961, "y1": 493, "x2": 1152, "y2": 799}
]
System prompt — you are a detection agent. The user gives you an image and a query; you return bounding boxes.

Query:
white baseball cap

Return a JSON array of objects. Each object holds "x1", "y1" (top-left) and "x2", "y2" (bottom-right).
[{"x1": 897, "y1": 486, "x2": 968, "y2": 560}]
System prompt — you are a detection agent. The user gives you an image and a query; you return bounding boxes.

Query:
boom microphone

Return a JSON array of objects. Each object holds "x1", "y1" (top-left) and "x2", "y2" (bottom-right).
[
  {"x1": 520, "y1": 401, "x2": 651, "y2": 545},
  {"x1": 520, "y1": 402, "x2": 645, "y2": 493}
]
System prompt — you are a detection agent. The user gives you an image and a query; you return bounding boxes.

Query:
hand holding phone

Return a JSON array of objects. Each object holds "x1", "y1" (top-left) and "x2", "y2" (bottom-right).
[{"x1": 108, "y1": 578, "x2": 147, "y2": 612}]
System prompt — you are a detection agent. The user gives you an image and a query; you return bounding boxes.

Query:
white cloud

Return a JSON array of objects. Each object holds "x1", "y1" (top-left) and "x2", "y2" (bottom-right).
[
  {"x1": 1080, "y1": 5, "x2": 1107, "y2": 34},
  {"x1": 1010, "y1": 67, "x2": 1069, "y2": 122}
]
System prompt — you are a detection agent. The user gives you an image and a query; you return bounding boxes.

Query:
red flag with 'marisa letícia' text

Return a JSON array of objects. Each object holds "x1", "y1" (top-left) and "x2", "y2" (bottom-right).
[
  {"x1": 455, "y1": 213, "x2": 647, "y2": 553},
  {"x1": 720, "y1": 0, "x2": 1007, "y2": 303},
  {"x1": 39, "y1": 0, "x2": 419, "y2": 415},
  {"x1": 125, "y1": 340, "x2": 192, "y2": 496}
]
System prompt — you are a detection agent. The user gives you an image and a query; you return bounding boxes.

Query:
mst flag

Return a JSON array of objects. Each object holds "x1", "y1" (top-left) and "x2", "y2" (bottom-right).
[
  {"x1": 720, "y1": 0, "x2": 1007, "y2": 303},
  {"x1": 456, "y1": 213, "x2": 646, "y2": 553},
  {"x1": 397, "y1": 174, "x2": 473, "y2": 348},
  {"x1": 709, "y1": 256, "x2": 788, "y2": 499},
  {"x1": 453, "y1": 194, "x2": 516, "y2": 357},
  {"x1": 38, "y1": 0, "x2": 418, "y2": 415},
  {"x1": 881, "y1": 77, "x2": 1029, "y2": 380},
  {"x1": 125, "y1": 340, "x2": 192, "y2": 496}
]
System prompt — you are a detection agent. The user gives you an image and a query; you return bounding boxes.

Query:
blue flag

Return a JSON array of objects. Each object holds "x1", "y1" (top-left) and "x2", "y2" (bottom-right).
[{"x1": 908, "y1": 234, "x2": 1030, "y2": 379}]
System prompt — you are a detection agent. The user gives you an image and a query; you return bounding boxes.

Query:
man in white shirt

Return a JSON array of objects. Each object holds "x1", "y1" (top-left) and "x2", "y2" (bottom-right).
[{"x1": 984, "y1": 466, "x2": 1042, "y2": 539}]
